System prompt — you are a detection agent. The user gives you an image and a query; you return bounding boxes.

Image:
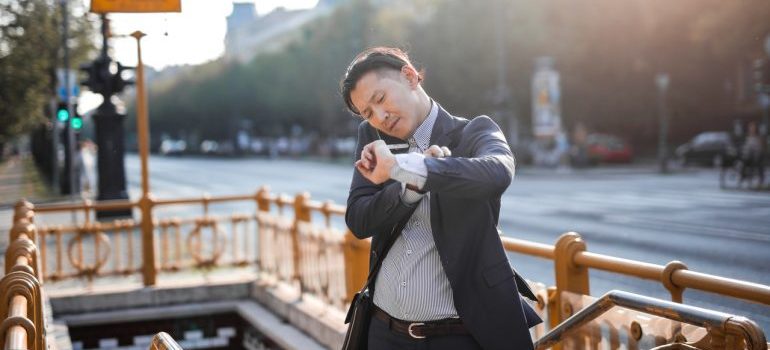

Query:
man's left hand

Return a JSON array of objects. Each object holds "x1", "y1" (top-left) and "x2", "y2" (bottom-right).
[{"x1": 355, "y1": 140, "x2": 395, "y2": 184}]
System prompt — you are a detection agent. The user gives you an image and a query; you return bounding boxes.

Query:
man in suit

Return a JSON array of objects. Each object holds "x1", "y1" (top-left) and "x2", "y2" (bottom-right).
[{"x1": 342, "y1": 47, "x2": 541, "y2": 350}]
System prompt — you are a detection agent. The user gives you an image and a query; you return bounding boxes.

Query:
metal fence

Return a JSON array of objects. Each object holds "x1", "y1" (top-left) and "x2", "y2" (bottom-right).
[{"x1": 8, "y1": 188, "x2": 770, "y2": 349}]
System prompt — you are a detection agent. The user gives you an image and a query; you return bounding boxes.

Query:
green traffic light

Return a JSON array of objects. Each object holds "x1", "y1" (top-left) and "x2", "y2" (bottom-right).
[
  {"x1": 71, "y1": 117, "x2": 83, "y2": 130},
  {"x1": 57, "y1": 108, "x2": 70, "y2": 122}
]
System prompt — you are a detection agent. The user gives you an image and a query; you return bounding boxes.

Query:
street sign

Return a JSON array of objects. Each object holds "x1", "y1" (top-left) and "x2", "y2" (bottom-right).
[
  {"x1": 90, "y1": 0, "x2": 181, "y2": 13},
  {"x1": 56, "y1": 69, "x2": 80, "y2": 101}
]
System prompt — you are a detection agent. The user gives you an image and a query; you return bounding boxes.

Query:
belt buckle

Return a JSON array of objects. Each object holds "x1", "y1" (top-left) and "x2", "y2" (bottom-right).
[{"x1": 407, "y1": 322, "x2": 426, "y2": 339}]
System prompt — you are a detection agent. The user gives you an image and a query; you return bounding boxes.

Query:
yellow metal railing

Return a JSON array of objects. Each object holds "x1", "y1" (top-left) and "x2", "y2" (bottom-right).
[
  {"x1": 15, "y1": 189, "x2": 770, "y2": 349},
  {"x1": 148, "y1": 332, "x2": 183, "y2": 350},
  {"x1": 502, "y1": 232, "x2": 770, "y2": 348},
  {"x1": 1, "y1": 202, "x2": 46, "y2": 350},
  {"x1": 27, "y1": 187, "x2": 366, "y2": 308},
  {"x1": 534, "y1": 290, "x2": 767, "y2": 350}
]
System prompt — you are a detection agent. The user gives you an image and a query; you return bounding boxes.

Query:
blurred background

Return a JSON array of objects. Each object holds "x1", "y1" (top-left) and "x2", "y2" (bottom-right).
[
  {"x1": 3, "y1": 0, "x2": 770, "y2": 166},
  {"x1": 3, "y1": 0, "x2": 770, "y2": 340}
]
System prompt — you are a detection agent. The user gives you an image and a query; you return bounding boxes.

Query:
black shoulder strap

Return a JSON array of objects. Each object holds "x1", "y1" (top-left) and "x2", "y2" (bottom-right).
[{"x1": 360, "y1": 205, "x2": 418, "y2": 293}]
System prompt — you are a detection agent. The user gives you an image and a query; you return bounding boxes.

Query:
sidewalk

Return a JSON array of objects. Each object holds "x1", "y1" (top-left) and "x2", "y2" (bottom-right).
[
  {"x1": 0, "y1": 155, "x2": 62, "y2": 253},
  {"x1": 0, "y1": 155, "x2": 60, "y2": 207}
]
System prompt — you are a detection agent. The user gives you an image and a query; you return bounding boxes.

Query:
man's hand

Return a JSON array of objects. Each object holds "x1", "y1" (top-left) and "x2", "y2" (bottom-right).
[
  {"x1": 424, "y1": 145, "x2": 451, "y2": 158},
  {"x1": 355, "y1": 140, "x2": 396, "y2": 184}
]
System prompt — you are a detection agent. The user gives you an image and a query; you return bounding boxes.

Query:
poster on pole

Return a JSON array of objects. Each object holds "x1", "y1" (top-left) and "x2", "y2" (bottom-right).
[
  {"x1": 531, "y1": 57, "x2": 562, "y2": 139},
  {"x1": 90, "y1": 0, "x2": 181, "y2": 13},
  {"x1": 56, "y1": 69, "x2": 80, "y2": 101}
]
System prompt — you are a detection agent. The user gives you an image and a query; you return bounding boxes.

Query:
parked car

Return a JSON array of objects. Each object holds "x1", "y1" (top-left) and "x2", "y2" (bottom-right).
[
  {"x1": 675, "y1": 131, "x2": 733, "y2": 167},
  {"x1": 159, "y1": 139, "x2": 186, "y2": 156},
  {"x1": 585, "y1": 133, "x2": 633, "y2": 163}
]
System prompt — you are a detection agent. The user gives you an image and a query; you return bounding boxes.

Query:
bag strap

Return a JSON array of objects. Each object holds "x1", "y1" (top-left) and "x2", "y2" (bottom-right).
[{"x1": 360, "y1": 204, "x2": 417, "y2": 294}]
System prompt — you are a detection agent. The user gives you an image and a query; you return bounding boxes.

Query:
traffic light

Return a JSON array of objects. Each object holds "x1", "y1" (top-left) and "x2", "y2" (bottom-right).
[
  {"x1": 112, "y1": 62, "x2": 135, "y2": 94},
  {"x1": 80, "y1": 61, "x2": 104, "y2": 94},
  {"x1": 80, "y1": 58, "x2": 134, "y2": 96},
  {"x1": 71, "y1": 105, "x2": 83, "y2": 131},
  {"x1": 56, "y1": 102, "x2": 70, "y2": 123}
]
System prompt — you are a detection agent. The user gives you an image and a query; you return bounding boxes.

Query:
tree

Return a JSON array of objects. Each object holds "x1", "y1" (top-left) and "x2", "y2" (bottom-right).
[
  {"x1": 0, "y1": 0, "x2": 95, "y2": 148},
  {"x1": 144, "y1": 0, "x2": 770, "y2": 153}
]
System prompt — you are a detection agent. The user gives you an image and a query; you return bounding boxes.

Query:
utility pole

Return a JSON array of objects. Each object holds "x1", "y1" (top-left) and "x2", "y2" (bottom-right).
[
  {"x1": 494, "y1": 0, "x2": 517, "y2": 146},
  {"x1": 656, "y1": 73, "x2": 670, "y2": 174},
  {"x1": 760, "y1": 34, "x2": 770, "y2": 148},
  {"x1": 50, "y1": 98, "x2": 59, "y2": 194},
  {"x1": 59, "y1": 0, "x2": 78, "y2": 196}
]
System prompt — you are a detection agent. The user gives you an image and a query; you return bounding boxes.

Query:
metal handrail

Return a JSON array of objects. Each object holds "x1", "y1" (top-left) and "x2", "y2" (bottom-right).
[
  {"x1": 148, "y1": 332, "x2": 183, "y2": 350},
  {"x1": 33, "y1": 198, "x2": 136, "y2": 212},
  {"x1": 500, "y1": 236, "x2": 770, "y2": 307},
  {"x1": 533, "y1": 290, "x2": 768, "y2": 350},
  {"x1": 23, "y1": 195, "x2": 770, "y2": 348},
  {"x1": 1, "y1": 226, "x2": 45, "y2": 350}
]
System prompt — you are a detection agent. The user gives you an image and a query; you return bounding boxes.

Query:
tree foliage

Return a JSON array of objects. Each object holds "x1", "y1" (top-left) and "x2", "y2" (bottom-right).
[
  {"x1": 0, "y1": 0, "x2": 95, "y2": 144},
  {"x1": 145, "y1": 0, "x2": 770, "y2": 151}
]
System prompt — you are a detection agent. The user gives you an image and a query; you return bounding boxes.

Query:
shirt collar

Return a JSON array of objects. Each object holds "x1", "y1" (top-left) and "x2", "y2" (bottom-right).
[{"x1": 409, "y1": 100, "x2": 438, "y2": 151}]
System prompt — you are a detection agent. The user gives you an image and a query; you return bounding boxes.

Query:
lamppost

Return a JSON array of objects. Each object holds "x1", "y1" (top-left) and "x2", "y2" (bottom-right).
[
  {"x1": 80, "y1": 15, "x2": 134, "y2": 219},
  {"x1": 130, "y1": 30, "x2": 157, "y2": 286},
  {"x1": 762, "y1": 34, "x2": 770, "y2": 143},
  {"x1": 493, "y1": 0, "x2": 516, "y2": 146},
  {"x1": 656, "y1": 73, "x2": 670, "y2": 174}
]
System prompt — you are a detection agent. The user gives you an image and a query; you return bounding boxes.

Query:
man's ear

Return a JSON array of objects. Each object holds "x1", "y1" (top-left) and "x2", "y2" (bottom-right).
[{"x1": 401, "y1": 65, "x2": 420, "y2": 89}]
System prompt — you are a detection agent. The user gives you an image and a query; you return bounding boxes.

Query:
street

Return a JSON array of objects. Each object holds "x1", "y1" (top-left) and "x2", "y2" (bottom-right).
[{"x1": 125, "y1": 154, "x2": 770, "y2": 329}]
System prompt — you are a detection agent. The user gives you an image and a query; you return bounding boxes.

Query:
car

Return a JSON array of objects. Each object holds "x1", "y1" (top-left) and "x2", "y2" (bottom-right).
[
  {"x1": 585, "y1": 133, "x2": 633, "y2": 163},
  {"x1": 675, "y1": 131, "x2": 734, "y2": 167},
  {"x1": 159, "y1": 139, "x2": 186, "y2": 156}
]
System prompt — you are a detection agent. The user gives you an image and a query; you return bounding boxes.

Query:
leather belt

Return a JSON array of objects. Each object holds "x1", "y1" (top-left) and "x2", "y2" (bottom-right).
[{"x1": 372, "y1": 305, "x2": 470, "y2": 339}]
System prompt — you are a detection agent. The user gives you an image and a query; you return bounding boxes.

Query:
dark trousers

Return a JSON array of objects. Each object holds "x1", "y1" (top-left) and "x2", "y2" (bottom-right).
[{"x1": 367, "y1": 315, "x2": 483, "y2": 350}]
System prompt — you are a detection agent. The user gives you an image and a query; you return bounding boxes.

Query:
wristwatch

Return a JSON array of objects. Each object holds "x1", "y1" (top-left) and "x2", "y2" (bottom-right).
[{"x1": 405, "y1": 183, "x2": 426, "y2": 194}]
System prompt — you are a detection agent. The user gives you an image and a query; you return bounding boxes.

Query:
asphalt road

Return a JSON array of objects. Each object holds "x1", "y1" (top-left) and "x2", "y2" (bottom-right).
[{"x1": 125, "y1": 154, "x2": 770, "y2": 330}]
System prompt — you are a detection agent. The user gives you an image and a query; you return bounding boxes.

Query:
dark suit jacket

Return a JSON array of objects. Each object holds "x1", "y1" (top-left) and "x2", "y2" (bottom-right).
[{"x1": 345, "y1": 104, "x2": 541, "y2": 350}]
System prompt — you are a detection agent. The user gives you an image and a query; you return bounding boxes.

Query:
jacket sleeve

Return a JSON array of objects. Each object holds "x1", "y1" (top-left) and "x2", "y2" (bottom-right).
[
  {"x1": 421, "y1": 116, "x2": 515, "y2": 198},
  {"x1": 345, "y1": 122, "x2": 420, "y2": 239}
]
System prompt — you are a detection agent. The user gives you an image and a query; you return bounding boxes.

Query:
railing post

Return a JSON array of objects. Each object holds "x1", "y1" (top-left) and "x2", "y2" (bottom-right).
[
  {"x1": 255, "y1": 187, "x2": 270, "y2": 274},
  {"x1": 9, "y1": 221, "x2": 35, "y2": 245},
  {"x1": 256, "y1": 186, "x2": 271, "y2": 212},
  {"x1": 140, "y1": 194, "x2": 156, "y2": 286},
  {"x1": 293, "y1": 192, "x2": 311, "y2": 289},
  {"x1": 13, "y1": 200, "x2": 34, "y2": 224},
  {"x1": 551, "y1": 232, "x2": 590, "y2": 348},
  {"x1": 343, "y1": 231, "x2": 370, "y2": 304}
]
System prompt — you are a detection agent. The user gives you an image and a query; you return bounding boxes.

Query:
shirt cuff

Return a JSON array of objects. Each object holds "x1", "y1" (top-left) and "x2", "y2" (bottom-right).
[
  {"x1": 394, "y1": 152, "x2": 428, "y2": 176},
  {"x1": 391, "y1": 154, "x2": 427, "y2": 189},
  {"x1": 391, "y1": 154, "x2": 427, "y2": 204}
]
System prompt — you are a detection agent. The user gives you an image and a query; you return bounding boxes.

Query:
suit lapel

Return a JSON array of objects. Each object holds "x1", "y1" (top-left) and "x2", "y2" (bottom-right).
[
  {"x1": 427, "y1": 103, "x2": 466, "y2": 252},
  {"x1": 430, "y1": 103, "x2": 464, "y2": 148}
]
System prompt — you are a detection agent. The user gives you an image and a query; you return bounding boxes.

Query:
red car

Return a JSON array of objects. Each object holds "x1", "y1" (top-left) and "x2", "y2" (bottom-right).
[{"x1": 586, "y1": 133, "x2": 633, "y2": 163}]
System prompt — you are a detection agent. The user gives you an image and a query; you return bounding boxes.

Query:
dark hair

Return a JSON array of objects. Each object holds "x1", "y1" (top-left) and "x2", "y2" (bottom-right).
[{"x1": 340, "y1": 47, "x2": 423, "y2": 115}]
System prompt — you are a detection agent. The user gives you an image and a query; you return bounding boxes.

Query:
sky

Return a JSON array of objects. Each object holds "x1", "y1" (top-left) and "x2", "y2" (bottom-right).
[
  {"x1": 85, "y1": 0, "x2": 319, "y2": 70},
  {"x1": 77, "y1": 0, "x2": 317, "y2": 112}
]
